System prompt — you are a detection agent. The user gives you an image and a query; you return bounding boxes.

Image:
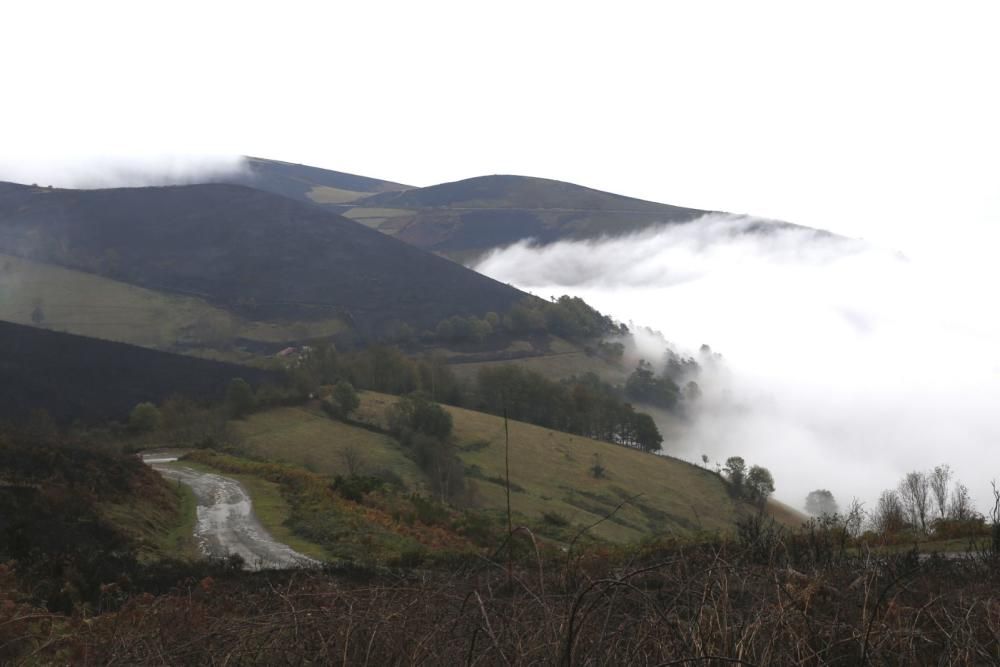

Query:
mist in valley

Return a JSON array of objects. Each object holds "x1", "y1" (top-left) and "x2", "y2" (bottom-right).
[{"x1": 475, "y1": 215, "x2": 1000, "y2": 514}]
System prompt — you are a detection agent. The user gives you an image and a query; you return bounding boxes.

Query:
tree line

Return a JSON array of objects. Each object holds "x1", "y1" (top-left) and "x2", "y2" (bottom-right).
[
  {"x1": 383, "y1": 295, "x2": 629, "y2": 346},
  {"x1": 474, "y1": 366, "x2": 663, "y2": 452}
]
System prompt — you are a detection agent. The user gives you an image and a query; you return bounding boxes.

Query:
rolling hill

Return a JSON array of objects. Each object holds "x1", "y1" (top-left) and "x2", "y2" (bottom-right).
[
  {"x1": 223, "y1": 156, "x2": 412, "y2": 207},
  {"x1": 224, "y1": 393, "x2": 802, "y2": 544},
  {"x1": 342, "y1": 174, "x2": 713, "y2": 260},
  {"x1": 0, "y1": 320, "x2": 273, "y2": 423},
  {"x1": 0, "y1": 180, "x2": 526, "y2": 340}
]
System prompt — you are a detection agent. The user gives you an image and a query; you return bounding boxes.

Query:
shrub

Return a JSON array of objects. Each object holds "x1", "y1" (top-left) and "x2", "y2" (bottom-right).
[{"x1": 128, "y1": 402, "x2": 161, "y2": 433}]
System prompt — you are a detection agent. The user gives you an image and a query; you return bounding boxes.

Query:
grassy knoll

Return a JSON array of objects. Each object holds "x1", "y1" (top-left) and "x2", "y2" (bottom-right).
[
  {"x1": 0, "y1": 253, "x2": 346, "y2": 350},
  {"x1": 355, "y1": 391, "x2": 755, "y2": 543},
  {"x1": 230, "y1": 405, "x2": 426, "y2": 491}
]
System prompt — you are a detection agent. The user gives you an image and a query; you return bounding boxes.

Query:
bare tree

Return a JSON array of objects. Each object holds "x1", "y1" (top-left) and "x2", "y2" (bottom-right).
[
  {"x1": 340, "y1": 445, "x2": 365, "y2": 476},
  {"x1": 871, "y1": 489, "x2": 905, "y2": 534},
  {"x1": 898, "y1": 471, "x2": 931, "y2": 532},
  {"x1": 991, "y1": 481, "x2": 1000, "y2": 556},
  {"x1": 844, "y1": 497, "x2": 865, "y2": 538},
  {"x1": 929, "y1": 464, "x2": 952, "y2": 520},
  {"x1": 948, "y1": 482, "x2": 973, "y2": 521}
]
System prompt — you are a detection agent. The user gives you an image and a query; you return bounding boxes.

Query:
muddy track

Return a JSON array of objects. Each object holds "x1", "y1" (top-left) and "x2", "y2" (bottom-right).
[{"x1": 145, "y1": 455, "x2": 318, "y2": 570}]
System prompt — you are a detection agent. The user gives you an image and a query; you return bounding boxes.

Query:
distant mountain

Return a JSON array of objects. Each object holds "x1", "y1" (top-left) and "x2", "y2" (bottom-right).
[
  {"x1": 343, "y1": 174, "x2": 713, "y2": 260},
  {"x1": 0, "y1": 320, "x2": 273, "y2": 423},
  {"x1": 0, "y1": 181, "x2": 525, "y2": 339},
  {"x1": 224, "y1": 156, "x2": 412, "y2": 208}
]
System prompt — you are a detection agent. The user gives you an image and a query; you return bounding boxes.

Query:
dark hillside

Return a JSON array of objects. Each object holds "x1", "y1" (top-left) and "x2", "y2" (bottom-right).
[
  {"x1": 358, "y1": 174, "x2": 701, "y2": 213},
  {"x1": 0, "y1": 321, "x2": 273, "y2": 423},
  {"x1": 223, "y1": 156, "x2": 412, "y2": 207},
  {"x1": 345, "y1": 174, "x2": 712, "y2": 258},
  {"x1": 0, "y1": 181, "x2": 525, "y2": 334}
]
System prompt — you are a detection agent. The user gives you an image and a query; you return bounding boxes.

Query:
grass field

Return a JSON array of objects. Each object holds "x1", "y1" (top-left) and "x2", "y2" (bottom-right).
[
  {"x1": 0, "y1": 253, "x2": 346, "y2": 349},
  {"x1": 342, "y1": 207, "x2": 417, "y2": 232},
  {"x1": 355, "y1": 391, "x2": 759, "y2": 543},
  {"x1": 306, "y1": 185, "x2": 368, "y2": 204},
  {"x1": 230, "y1": 405, "x2": 427, "y2": 491}
]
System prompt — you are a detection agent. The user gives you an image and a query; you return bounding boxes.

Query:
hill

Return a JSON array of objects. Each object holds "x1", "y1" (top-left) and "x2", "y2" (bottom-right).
[
  {"x1": 0, "y1": 252, "x2": 347, "y2": 355},
  {"x1": 223, "y1": 156, "x2": 412, "y2": 207},
  {"x1": 223, "y1": 394, "x2": 798, "y2": 544},
  {"x1": 0, "y1": 320, "x2": 273, "y2": 423},
  {"x1": 344, "y1": 174, "x2": 713, "y2": 260},
  {"x1": 0, "y1": 180, "x2": 526, "y2": 339}
]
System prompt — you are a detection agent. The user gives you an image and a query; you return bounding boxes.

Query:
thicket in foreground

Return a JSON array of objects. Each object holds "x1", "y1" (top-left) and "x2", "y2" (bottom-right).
[{"x1": 4, "y1": 520, "x2": 1000, "y2": 665}]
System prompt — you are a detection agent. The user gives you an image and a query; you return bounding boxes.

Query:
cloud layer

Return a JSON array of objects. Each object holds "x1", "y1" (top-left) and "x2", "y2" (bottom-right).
[
  {"x1": 475, "y1": 216, "x2": 1000, "y2": 513},
  {"x1": 0, "y1": 154, "x2": 247, "y2": 189}
]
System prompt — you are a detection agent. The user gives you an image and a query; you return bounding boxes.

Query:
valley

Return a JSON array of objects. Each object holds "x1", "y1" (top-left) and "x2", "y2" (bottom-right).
[{"x1": 1, "y1": 157, "x2": 995, "y2": 665}]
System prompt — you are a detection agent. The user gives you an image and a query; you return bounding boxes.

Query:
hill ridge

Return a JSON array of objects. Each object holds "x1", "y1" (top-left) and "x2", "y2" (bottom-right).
[{"x1": 0, "y1": 180, "x2": 527, "y2": 337}]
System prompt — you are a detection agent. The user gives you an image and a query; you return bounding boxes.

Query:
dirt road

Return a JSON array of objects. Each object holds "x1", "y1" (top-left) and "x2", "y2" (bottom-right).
[{"x1": 145, "y1": 455, "x2": 318, "y2": 570}]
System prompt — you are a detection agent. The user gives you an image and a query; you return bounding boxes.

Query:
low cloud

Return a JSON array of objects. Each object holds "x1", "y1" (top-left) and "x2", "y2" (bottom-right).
[
  {"x1": 0, "y1": 154, "x2": 248, "y2": 189},
  {"x1": 475, "y1": 215, "x2": 1000, "y2": 514}
]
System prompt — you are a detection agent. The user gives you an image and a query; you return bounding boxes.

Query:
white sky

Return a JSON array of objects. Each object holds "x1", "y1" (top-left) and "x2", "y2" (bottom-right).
[{"x1": 3, "y1": 1, "x2": 998, "y2": 256}]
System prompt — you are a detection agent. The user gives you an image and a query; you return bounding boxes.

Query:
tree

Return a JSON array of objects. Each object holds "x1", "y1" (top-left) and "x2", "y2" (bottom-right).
[
  {"x1": 746, "y1": 466, "x2": 775, "y2": 509},
  {"x1": 872, "y1": 489, "x2": 905, "y2": 534},
  {"x1": 631, "y1": 412, "x2": 663, "y2": 453},
  {"x1": 331, "y1": 380, "x2": 360, "y2": 418},
  {"x1": 805, "y1": 489, "x2": 839, "y2": 517},
  {"x1": 129, "y1": 402, "x2": 162, "y2": 433},
  {"x1": 387, "y1": 394, "x2": 453, "y2": 441},
  {"x1": 340, "y1": 445, "x2": 365, "y2": 476},
  {"x1": 225, "y1": 378, "x2": 256, "y2": 418},
  {"x1": 929, "y1": 464, "x2": 952, "y2": 520},
  {"x1": 898, "y1": 470, "x2": 931, "y2": 532},
  {"x1": 844, "y1": 497, "x2": 865, "y2": 537},
  {"x1": 949, "y1": 482, "x2": 973, "y2": 521},
  {"x1": 724, "y1": 456, "x2": 747, "y2": 491}
]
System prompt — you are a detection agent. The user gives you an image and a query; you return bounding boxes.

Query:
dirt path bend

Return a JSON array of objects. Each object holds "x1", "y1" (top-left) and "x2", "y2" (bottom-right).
[{"x1": 145, "y1": 455, "x2": 318, "y2": 570}]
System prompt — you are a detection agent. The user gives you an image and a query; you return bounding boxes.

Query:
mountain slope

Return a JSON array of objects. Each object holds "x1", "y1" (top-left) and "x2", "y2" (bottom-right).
[
  {"x1": 0, "y1": 320, "x2": 273, "y2": 423},
  {"x1": 344, "y1": 174, "x2": 712, "y2": 260},
  {"x1": 0, "y1": 181, "x2": 526, "y2": 337},
  {"x1": 224, "y1": 156, "x2": 412, "y2": 207}
]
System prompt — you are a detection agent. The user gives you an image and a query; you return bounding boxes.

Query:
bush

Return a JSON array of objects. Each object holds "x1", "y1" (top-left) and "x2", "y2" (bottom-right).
[
  {"x1": 331, "y1": 475, "x2": 384, "y2": 503},
  {"x1": 542, "y1": 511, "x2": 569, "y2": 527},
  {"x1": 225, "y1": 378, "x2": 256, "y2": 418},
  {"x1": 128, "y1": 402, "x2": 161, "y2": 433}
]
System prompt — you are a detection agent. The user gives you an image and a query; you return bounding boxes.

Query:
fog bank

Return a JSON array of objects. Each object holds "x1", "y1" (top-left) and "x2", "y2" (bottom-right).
[
  {"x1": 0, "y1": 154, "x2": 247, "y2": 189},
  {"x1": 474, "y1": 216, "x2": 1000, "y2": 513}
]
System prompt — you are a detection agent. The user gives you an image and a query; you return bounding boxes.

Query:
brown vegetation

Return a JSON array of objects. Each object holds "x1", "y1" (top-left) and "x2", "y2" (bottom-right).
[{"x1": 4, "y1": 530, "x2": 998, "y2": 665}]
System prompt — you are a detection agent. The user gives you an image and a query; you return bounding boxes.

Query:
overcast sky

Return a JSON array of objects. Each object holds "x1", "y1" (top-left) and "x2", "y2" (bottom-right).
[{"x1": 3, "y1": 1, "x2": 998, "y2": 257}]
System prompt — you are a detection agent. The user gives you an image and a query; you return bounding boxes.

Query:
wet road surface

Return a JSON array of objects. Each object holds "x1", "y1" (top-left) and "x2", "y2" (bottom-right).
[{"x1": 144, "y1": 454, "x2": 318, "y2": 570}]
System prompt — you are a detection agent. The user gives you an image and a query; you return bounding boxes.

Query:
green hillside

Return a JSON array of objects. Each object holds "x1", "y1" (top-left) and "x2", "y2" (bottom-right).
[
  {"x1": 225, "y1": 393, "x2": 795, "y2": 544},
  {"x1": 355, "y1": 391, "x2": 745, "y2": 542},
  {"x1": 230, "y1": 404, "x2": 427, "y2": 491},
  {"x1": 0, "y1": 253, "x2": 345, "y2": 352}
]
